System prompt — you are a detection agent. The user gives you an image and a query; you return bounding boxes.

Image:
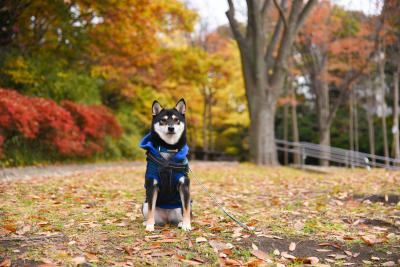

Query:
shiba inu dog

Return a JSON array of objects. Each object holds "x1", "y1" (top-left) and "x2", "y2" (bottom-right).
[{"x1": 139, "y1": 99, "x2": 191, "y2": 232}]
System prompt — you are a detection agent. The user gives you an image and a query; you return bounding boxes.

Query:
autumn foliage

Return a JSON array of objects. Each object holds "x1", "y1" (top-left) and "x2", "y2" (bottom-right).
[{"x1": 0, "y1": 88, "x2": 122, "y2": 157}]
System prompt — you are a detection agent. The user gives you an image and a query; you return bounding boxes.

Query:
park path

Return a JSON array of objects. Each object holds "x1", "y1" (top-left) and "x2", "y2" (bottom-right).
[{"x1": 0, "y1": 161, "x2": 142, "y2": 181}]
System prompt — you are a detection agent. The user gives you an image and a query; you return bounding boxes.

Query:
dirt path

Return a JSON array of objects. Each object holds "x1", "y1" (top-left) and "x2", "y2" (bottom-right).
[{"x1": 0, "y1": 161, "x2": 142, "y2": 181}]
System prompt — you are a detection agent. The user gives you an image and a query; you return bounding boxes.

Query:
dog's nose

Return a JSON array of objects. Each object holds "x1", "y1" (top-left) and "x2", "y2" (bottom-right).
[{"x1": 168, "y1": 126, "x2": 175, "y2": 133}]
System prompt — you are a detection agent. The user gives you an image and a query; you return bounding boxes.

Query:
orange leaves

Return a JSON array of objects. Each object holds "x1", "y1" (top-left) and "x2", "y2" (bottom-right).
[
  {"x1": 88, "y1": 0, "x2": 197, "y2": 94},
  {"x1": 297, "y1": 1, "x2": 376, "y2": 86}
]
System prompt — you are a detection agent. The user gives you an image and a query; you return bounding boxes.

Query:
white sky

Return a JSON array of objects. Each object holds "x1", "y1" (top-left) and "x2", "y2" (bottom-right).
[{"x1": 185, "y1": 0, "x2": 382, "y2": 31}]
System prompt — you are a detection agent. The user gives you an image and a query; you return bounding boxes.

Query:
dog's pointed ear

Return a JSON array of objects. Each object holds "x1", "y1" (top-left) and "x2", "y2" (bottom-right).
[
  {"x1": 152, "y1": 100, "x2": 163, "y2": 116},
  {"x1": 175, "y1": 98, "x2": 186, "y2": 115}
]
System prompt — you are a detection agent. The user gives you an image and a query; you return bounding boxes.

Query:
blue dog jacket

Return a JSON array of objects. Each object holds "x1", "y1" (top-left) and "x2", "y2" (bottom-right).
[{"x1": 139, "y1": 133, "x2": 189, "y2": 209}]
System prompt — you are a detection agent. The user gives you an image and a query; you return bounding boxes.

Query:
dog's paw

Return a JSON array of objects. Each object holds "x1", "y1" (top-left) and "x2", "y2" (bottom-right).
[
  {"x1": 180, "y1": 221, "x2": 191, "y2": 231},
  {"x1": 145, "y1": 224, "x2": 155, "y2": 232}
]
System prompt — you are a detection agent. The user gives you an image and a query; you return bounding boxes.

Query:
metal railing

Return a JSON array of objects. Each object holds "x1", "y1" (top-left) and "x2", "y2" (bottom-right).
[{"x1": 276, "y1": 139, "x2": 400, "y2": 171}]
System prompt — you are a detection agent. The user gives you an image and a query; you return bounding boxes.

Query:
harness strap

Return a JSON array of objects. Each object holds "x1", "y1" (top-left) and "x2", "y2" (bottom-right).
[{"x1": 146, "y1": 152, "x2": 188, "y2": 172}]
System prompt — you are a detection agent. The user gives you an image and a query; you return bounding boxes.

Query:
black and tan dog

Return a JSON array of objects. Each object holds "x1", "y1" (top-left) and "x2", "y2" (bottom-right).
[{"x1": 139, "y1": 99, "x2": 191, "y2": 232}]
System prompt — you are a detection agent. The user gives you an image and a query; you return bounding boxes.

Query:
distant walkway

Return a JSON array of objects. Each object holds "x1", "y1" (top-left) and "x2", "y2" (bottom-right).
[{"x1": 0, "y1": 161, "x2": 141, "y2": 181}]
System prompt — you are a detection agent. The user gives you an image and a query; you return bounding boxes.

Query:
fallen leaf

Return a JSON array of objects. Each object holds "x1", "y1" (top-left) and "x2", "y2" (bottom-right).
[
  {"x1": 250, "y1": 249, "x2": 272, "y2": 262},
  {"x1": 180, "y1": 259, "x2": 202, "y2": 265},
  {"x1": 294, "y1": 221, "x2": 304, "y2": 231},
  {"x1": 382, "y1": 261, "x2": 395, "y2": 266},
  {"x1": 361, "y1": 235, "x2": 387, "y2": 246},
  {"x1": 223, "y1": 258, "x2": 242, "y2": 266},
  {"x1": 244, "y1": 259, "x2": 263, "y2": 267},
  {"x1": 251, "y1": 243, "x2": 259, "y2": 250},
  {"x1": 157, "y1": 238, "x2": 180, "y2": 243},
  {"x1": 281, "y1": 251, "x2": 296, "y2": 259},
  {"x1": 123, "y1": 246, "x2": 133, "y2": 255},
  {"x1": 151, "y1": 250, "x2": 174, "y2": 257},
  {"x1": 371, "y1": 256, "x2": 380, "y2": 261},
  {"x1": 335, "y1": 254, "x2": 347, "y2": 260},
  {"x1": 209, "y1": 240, "x2": 230, "y2": 251},
  {"x1": 0, "y1": 259, "x2": 11, "y2": 267},
  {"x1": 195, "y1": 237, "x2": 207, "y2": 243},
  {"x1": 289, "y1": 242, "x2": 296, "y2": 251},
  {"x1": 291, "y1": 258, "x2": 311, "y2": 264},
  {"x1": 72, "y1": 256, "x2": 86, "y2": 265},
  {"x1": 2, "y1": 224, "x2": 16, "y2": 233},
  {"x1": 276, "y1": 263, "x2": 285, "y2": 267},
  {"x1": 16, "y1": 225, "x2": 31, "y2": 235},
  {"x1": 344, "y1": 250, "x2": 352, "y2": 256},
  {"x1": 144, "y1": 234, "x2": 164, "y2": 239},
  {"x1": 316, "y1": 249, "x2": 332, "y2": 252},
  {"x1": 318, "y1": 242, "x2": 342, "y2": 249},
  {"x1": 308, "y1": 257, "x2": 319, "y2": 264}
]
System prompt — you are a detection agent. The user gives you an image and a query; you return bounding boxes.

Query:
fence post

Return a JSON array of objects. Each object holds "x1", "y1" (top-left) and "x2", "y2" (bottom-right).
[
  {"x1": 301, "y1": 147, "x2": 306, "y2": 169},
  {"x1": 364, "y1": 157, "x2": 371, "y2": 171}
]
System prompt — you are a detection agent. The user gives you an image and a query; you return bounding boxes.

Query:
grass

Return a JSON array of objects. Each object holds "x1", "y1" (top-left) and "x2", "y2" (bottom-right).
[{"x1": 0, "y1": 162, "x2": 399, "y2": 266}]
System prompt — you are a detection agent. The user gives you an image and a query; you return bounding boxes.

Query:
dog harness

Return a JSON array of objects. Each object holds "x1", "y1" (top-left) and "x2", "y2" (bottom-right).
[{"x1": 139, "y1": 133, "x2": 189, "y2": 209}]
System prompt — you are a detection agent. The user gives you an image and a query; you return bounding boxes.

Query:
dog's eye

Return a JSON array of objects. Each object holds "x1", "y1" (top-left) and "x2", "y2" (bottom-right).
[
  {"x1": 160, "y1": 118, "x2": 167, "y2": 124},
  {"x1": 173, "y1": 118, "x2": 179, "y2": 123}
]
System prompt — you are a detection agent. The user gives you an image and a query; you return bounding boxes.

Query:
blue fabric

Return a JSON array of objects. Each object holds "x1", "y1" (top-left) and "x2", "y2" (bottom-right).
[{"x1": 139, "y1": 133, "x2": 189, "y2": 209}]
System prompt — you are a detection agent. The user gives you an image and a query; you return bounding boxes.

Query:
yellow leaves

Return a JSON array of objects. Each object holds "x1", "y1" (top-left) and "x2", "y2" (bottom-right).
[{"x1": 3, "y1": 57, "x2": 37, "y2": 86}]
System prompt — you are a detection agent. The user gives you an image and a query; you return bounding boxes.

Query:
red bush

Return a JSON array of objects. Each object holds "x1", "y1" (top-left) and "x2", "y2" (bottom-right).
[
  {"x1": 62, "y1": 101, "x2": 122, "y2": 155},
  {"x1": 0, "y1": 89, "x2": 122, "y2": 158},
  {"x1": 31, "y1": 97, "x2": 85, "y2": 155},
  {"x1": 0, "y1": 89, "x2": 40, "y2": 139}
]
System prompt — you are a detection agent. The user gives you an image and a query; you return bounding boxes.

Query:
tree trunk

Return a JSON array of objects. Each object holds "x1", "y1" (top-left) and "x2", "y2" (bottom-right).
[
  {"x1": 290, "y1": 87, "x2": 300, "y2": 165},
  {"x1": 367, "y1": 112, "x2": 376, "y2": 166},
  {"x1": 315, "y1": 80, "x2": 330, "y2": 166},
  {"x1": 393, "y1": 63, "x2": 400, "y2": 160},
  {"x1": 349, "y1": 91, "x2": 355, "y2": 167},
  {"x1": 202, "y1": 87, "x2": 209, "y2": 160},
  {"x1": 208, "y1": 94, "x2": 213, "y2": 153},
  {"x1": 378, "y1": 53, "x2": 389, "y2": 165},
  {"x1": 250, "y1": 102, "x2": 278, "y2": 165},
  {"x1": 226, "y1": 0, "x2": 317, "y2": 165},
  {"x1": 354, "y1": 93, "x2": 359, "y2": 152},
  {"x1": 382, "y1": 114, "x2": 389, "y2": 165},
  {"x1": 283, "y1": 102, "x2": 289, "y2": 165}
]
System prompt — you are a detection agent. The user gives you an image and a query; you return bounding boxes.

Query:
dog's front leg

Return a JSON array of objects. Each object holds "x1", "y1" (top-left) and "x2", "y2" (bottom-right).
[
  {"x1": 178, "y1": 176, "x2": 191, "y2": 231},
  {"x1": 145, "y1": 178, "x2": 158, "y2": 232}
]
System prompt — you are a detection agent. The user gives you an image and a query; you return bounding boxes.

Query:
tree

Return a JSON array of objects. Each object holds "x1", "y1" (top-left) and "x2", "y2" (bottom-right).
[
  {"x1": 295, "y1": 1, "x2": 376, "y2": 165},
  {"x1": 383, "y1": 0, "x2": 400, "y2": 160},
  {"x1": 226, "y1": 0, "x2": 317, "y2": 165}
]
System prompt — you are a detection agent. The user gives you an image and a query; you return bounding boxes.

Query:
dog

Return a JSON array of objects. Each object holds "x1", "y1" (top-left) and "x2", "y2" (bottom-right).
[{"x1": 139, "y1": 99, "x2": 191, "y2": 232}]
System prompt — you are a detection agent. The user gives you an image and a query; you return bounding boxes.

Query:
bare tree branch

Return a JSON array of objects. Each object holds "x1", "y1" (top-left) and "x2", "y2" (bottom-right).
[
  {"x1": 226, "y1": 0, "x2": 246, "y2": 46},
  {"x1": 273, "y1": 0, "x2": 288, "y2": 29},
  {"x1": 295, "y1": 0, "x2": 318, "y2": 33},
  {"x1": 264, "y1": 17, "x2": 283, "y2": 74},
  {"x1": 261, "y1": 0, "x2": 272, "y2": 18}
]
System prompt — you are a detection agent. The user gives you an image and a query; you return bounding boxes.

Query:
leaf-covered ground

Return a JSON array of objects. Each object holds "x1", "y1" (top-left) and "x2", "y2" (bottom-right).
[{"x1": 0, "y1": 162, "x2": 399, "y2": 266}]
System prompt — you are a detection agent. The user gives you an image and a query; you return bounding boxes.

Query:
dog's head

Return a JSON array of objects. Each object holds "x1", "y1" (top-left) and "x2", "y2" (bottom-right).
[{"x1": 151, "y1": 99, "x2": 186, "y2": 148}]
